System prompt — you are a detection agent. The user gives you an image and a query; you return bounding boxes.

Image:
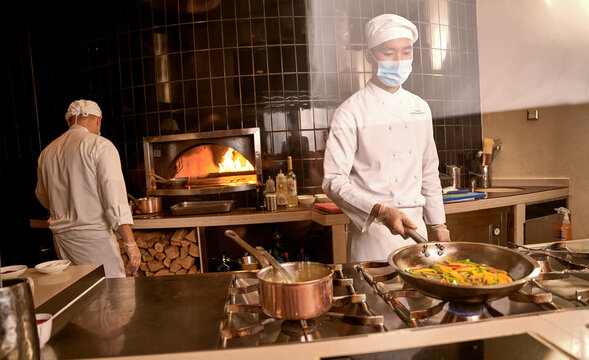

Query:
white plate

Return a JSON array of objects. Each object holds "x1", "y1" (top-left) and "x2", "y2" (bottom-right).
[
  {"x1": 35, "y1": 260, "x2": 71, "y2": 274},
  {"x1": 1, "y1": 265, "x2": 27, "y2": 279}
]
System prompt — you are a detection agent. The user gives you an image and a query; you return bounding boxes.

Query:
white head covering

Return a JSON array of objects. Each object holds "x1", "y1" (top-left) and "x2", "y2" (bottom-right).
[
  {"x1": 65, "y1": 99, "x2": 102, "y2": 124},
  {"x1": 365, "y1": 14, "x2": 418, "y2": 49}
]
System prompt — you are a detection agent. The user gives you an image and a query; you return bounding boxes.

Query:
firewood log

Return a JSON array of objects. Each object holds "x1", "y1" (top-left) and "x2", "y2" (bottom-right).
[
  {"x1": 136, "y1": 238, "x2": 147, "y2": 249},
  {"x1": 188, "y1": 264, "x2": 198, "y2": 274},
  {"x1": 121, "y1": 254, "x2": 128, "y2": 263},
  {"x1": 154, "y1": 252, "x2": 166, "y2": 261},
  {"x1": 170, "y1": 258, "x2": 182, "y2": 273},
  {"x1": 142, "y1": 253, "x2": 154, "y2": 262},
  {"x1": 165, "y1": 245, "x2": 180, "y2": 259},
  {"x1": 179, "y1": 255, "x2": 195, "y2": 270},
  {"x1": 180, "y1": 246, "x2": 189, "y2": 259},
  {"x1": 154, "y1": 269, "x2": 170, "y2": 276},
  {"x1": 147, "y1": 261, "x2": 164, "y2": 272},
  {"x1": 148, "y1": 248, "x2": 158, "y2": 256},
  {"x1": 163, "y1": 257, "x2": 172, "y2": 268},
  {"x1": 154, "y1": 242, "x2": 164, "y2": 253},
  {"x1": 170, "y1": 229, "x2": 188, "y2": 246},
  {"x1": 180, "y1": 239, "x2": 192, "y2": 248},
  {"x1": 175, "y1": 268, "x2": 187, "y2": 275},
  {"x1": 189, "y1": 243, "x2": 200, "y2": 258},
  {"x1": 139, "y1": 263, "x2": 149, "y2": 272},
  {"x1": 184, "y1": 229, "x2": 197, "y2": 243}
]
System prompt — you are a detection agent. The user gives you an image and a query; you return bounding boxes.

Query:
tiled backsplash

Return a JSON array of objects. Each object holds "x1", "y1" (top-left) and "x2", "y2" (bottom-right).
[{"x1": 76, "y1": 0, "x2": 482, "y2": 196}]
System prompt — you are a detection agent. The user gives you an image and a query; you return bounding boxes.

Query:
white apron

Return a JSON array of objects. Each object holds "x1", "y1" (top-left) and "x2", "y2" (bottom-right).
[
  {"x1": 348, "y1": 207, "x2": 428, "y2": 262},
  {"x1": 54, "y1": 229, "x2": 125, "y2": 278}
]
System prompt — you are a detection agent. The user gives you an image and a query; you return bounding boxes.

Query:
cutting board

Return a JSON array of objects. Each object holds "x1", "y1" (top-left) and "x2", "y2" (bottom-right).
[
  {"x1": 313, "y1": 202, "x2": 342, "y2": 214},
  {"x1": 443, "y1": 191, "x2": 487, "y2": 203}
]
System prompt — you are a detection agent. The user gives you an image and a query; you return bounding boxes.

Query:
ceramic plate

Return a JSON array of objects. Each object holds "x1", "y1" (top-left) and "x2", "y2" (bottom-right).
[
  {"x1": 1, "y1": 265, "x2": 27, "y2": 279},
  {"x1": 35, "y1": 260, "x2": 71, "y2": 274}
]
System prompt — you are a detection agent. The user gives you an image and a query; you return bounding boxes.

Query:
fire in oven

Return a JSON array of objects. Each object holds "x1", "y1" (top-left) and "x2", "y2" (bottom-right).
[{"x1": 143, "y1": 128, "x2": 262, "y2": 196}]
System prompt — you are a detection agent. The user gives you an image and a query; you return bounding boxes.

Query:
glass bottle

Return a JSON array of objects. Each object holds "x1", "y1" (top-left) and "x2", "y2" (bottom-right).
[
  {"x1": 286, "y1": 156, "x2": 298, "y2": 207},
  {"x1": 276, "y1": 170, "x2": 287, "y2": 206}
]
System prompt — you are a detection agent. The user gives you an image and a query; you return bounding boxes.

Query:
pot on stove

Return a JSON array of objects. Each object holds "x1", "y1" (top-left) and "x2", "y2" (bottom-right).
[
  {"x1": 225, "y1": 230, "x2": 334, "y2": 320},
  {"x1": 128, "y1": 194, "x2": 163, "y2": 214}
]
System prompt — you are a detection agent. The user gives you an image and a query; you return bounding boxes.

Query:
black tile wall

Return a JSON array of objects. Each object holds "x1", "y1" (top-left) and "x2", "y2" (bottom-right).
[{"x1": 1, "y1": 0, "x2": 482, "y2": 251}]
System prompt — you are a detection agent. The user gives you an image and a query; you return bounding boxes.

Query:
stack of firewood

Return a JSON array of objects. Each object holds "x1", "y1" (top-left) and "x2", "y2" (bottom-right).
[{"x1": 119, "y1": 228, "x2": 200, "y2": 276}]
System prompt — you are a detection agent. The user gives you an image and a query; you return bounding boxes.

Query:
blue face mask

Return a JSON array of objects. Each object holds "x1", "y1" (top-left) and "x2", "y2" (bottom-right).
[{"x1": 370, "y1": 51, "x2": 413, "y2": 87}]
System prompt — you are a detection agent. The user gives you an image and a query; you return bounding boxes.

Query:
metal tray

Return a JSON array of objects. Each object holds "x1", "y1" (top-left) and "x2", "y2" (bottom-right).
[{"x1": 170, "y1": 200, "x2": 236, "y2": 215}]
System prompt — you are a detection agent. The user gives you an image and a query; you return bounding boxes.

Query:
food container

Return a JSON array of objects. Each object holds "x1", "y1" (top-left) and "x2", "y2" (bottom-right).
[
  {"x1": 266, "y1": 193, "x2": 277, "y2": 212},
  {"x1": 236, "y1": 255, "x2": 259, "y2": 270},
  {"x1": 297, "y1": 195, "x2": 315, "y2": 207},
  {"x1": 170, "y1": 200, "x2": 235, "y2": 215}
]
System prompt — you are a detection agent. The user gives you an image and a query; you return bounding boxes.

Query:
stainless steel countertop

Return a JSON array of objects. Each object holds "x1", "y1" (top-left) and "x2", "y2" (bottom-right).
[{"x1": 47, "y1": 272, "x2": 234, "y2": 359}]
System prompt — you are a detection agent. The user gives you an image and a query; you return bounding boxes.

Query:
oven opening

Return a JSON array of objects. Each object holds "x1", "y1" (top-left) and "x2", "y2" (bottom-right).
[{"x1": 170, "y1": 144, "x2": 257, "y2": 189}]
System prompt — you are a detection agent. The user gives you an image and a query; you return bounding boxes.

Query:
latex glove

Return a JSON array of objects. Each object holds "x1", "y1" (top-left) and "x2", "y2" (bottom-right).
[
  {"x1": 124, "y1": 242, "x2": 141, "y2": 274},
  {"x1": 430, "y1": 224, "x2": 451, "y2": 242},
  {"x1": 377, "y1": 204, "x2": 417, "y2": 238}
]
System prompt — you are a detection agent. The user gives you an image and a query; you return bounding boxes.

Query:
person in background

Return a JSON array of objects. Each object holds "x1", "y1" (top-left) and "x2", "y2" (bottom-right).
[
  {"x1": 322, "y1": 14, "x2": 451, "y2": 262},
  {"x1": 35, "y1": 99, "x2": 140, "y2": 277}
]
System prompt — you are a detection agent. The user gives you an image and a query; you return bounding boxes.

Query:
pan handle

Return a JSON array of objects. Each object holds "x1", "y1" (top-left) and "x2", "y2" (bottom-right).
[
  {"x1": 224, "y1": 230, "x2": 270, "y2": 268},
  {"x1": 406, "y1": 228, "x2": 428, "y2": 243}
]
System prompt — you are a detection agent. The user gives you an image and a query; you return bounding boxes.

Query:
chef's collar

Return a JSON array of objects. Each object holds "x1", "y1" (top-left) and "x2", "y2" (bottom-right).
[{"x1": 366, "y1": 80, "x2": 406, "y2": 101}]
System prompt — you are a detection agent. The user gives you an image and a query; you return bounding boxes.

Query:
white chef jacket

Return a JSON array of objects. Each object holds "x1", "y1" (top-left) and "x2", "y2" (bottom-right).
[
  {"x1": 323, "y1": 81, "x2": 445, "y2": 261},
  {"x1": 36, "y1": 125, "x2": 133, "y2": 277}
]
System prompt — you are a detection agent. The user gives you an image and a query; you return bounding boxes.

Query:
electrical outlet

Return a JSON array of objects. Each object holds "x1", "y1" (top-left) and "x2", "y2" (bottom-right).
[{"x1": 527, "y1": 109, "x2": 539, "y2": 120}]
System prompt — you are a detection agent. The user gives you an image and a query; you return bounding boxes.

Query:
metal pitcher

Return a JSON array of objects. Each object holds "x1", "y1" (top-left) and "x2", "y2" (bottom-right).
[{"x1": 0, "y1": 278, "x2": 40, "y2": 359}]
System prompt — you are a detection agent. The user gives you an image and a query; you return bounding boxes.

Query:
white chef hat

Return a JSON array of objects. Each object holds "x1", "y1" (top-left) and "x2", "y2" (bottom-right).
[
  {"x1": 65, "y1": 99, "x2": 102, "y2": 123},
  {"x1": 365, "y1": 14, "x2": 418, "y2": 49}
]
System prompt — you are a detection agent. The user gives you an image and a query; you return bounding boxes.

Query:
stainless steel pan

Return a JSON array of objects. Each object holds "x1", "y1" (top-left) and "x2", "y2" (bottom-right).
[{"x1": 388, "y1": 242, "x2": 540, "y2": 303}]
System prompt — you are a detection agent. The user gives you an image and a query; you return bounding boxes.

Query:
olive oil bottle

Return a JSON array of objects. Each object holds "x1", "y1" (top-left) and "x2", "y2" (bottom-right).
[{"x1": 286, "y1": 156, "x2": 298, "y2": 207}]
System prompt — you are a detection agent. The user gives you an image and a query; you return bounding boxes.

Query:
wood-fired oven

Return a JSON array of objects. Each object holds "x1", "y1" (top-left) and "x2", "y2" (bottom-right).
[{"x1": 143, "y1": 128, "x2": 262, "y2": 196}]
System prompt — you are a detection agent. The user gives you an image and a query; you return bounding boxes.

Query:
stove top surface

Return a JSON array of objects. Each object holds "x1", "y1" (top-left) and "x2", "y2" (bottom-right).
[{"x1": 220, "y1": 247, "x2": 589, "y2": 348}]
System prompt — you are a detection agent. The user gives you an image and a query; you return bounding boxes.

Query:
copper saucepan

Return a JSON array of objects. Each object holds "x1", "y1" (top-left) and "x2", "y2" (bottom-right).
[
  {"x1": 127, "y1": 194, "x2": 163, "y2": 214},
  {"x1": 224, "y1": 230, "x2": 333, "y2": 320}
]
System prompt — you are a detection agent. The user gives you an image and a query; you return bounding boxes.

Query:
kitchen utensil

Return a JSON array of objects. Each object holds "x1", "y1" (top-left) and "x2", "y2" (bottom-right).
[
  {"x1": 151, "y1": 173, "x2": 189, "y2": 188},
  {"x1": 0, "y1": 278, "x2": 40, "y2": 359},
  {"x1": 1, "y1": 265, "x2": 27, "y2": 279},
  {"x1": 128, "y1": 194, "x2": 163, "y2": 214},
  {"x1": 35, "y1": 260, "x2": 71, "y2": 274},
  {"x1": 489, "y1": 139, "x2": 502, "y2": 166},
  {"x1": 236, "y1": 254, "x2": 259, "y2": 270},
  {"x1": 255, "y1": 246, "x2": 295, "y2": 283},
  {"x1": 223, "y1": 230, "x2": 292, "y2": 282},
  {"x1": 482, "y1": 138, "x2": 494, "y2": 165},
  {"x1": 170, "y1": 200, "x2": 235, "y2": 215},
  {"x1": 388, "y1": 242, "x2": 540, "y2": 303},
  {"x1": 224, "y1": 230, "x2": 334, "y2": 320},
  {"x1": 406, "y1": 228, "x2": 428, "y2": 243}
]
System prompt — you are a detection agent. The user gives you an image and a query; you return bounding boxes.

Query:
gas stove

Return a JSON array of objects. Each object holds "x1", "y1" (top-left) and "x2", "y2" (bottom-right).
[{"x1": 219, "y1": 245, "x2": 589, "y2": 348}]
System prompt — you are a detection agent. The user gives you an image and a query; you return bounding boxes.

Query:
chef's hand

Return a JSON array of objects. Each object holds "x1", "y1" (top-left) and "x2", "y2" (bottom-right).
[
  {"x1": 430, "y1": 224, "x2": 451, "y2": 242},
  {"x1": 376, "y1": 204, "x2": 417, "y2": 238},
  {"x1": 124, "y1": 242, "x2": 141, "y2": 274}
]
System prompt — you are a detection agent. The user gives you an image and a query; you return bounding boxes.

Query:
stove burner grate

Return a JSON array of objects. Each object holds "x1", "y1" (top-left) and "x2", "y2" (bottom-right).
[{"x1": 280, "y1": 319, "x2": 318, "y2": 337}]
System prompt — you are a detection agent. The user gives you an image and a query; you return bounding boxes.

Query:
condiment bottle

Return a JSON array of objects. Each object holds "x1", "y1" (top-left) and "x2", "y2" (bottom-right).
[
  {"x1": 276, "y1": 171, "x2": 287, "y2": 206},
  {"x1": 286, "y1": 156, "x2": 298, "y2": 207}
]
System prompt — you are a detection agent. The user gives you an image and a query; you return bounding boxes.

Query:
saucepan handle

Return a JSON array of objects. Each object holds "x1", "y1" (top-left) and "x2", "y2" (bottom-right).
[
  {"x1": 224, "y1": 230, "x2": 270, "y2": 268},
  {"x1": 406, "y1": 228, "x2": 428, "y2": 243}
]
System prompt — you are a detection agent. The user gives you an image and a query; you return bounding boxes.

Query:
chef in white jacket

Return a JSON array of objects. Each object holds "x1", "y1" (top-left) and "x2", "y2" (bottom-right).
[
  {"x1": 323, "y1": 14, "x2": 451, "y2": 262},
  {"x1": 36, "y1": 100, "x2": 141, "y2": 277}
]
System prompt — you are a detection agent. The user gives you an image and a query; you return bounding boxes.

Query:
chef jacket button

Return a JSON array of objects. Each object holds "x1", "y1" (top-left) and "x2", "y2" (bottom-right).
[
  {"x1": 414, "y1": 174, "x2": 419, "y2": 179},
  {"x1": 392, "y1": 153, "x2": 397, "y2": 158},
  {"x1": 408, "y1": 150, "x2": 412, "y2": 154},
  {"x1": 395, "y1": 178, "x2": 399, "y2": 183},
  {"x1": 388, "y1": 126, "x2": 392, "y2": 130},
  {"x1": 413, "y1": 199, "x2": 418, "y2": 204},
  {"x1": 398, "y1": 200, "x2": 403, "y2": 205},
  {"x1": 404, "y1": 123, "x2": 409, "y2": 128}
]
